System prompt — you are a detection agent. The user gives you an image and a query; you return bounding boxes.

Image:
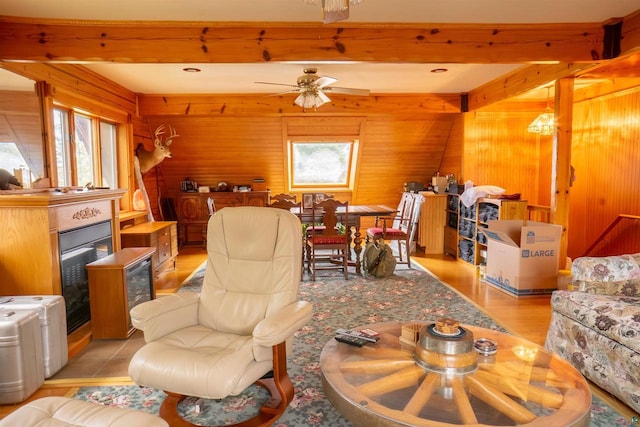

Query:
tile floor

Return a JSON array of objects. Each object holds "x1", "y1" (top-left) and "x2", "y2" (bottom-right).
[{"x1": 51, "y1": 329, "x2": 145, "y2": 379}]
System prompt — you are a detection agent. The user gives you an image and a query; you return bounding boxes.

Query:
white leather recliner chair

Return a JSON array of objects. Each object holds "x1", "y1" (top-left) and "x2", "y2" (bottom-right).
[{"x1": 128, "y1": 207, "x2": 313, "y2": 427}]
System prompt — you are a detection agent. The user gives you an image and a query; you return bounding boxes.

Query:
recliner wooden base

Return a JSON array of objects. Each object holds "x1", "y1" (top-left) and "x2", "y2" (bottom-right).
[{"x1": 158, "y1": 342, "x2": 293, "y2": 427}]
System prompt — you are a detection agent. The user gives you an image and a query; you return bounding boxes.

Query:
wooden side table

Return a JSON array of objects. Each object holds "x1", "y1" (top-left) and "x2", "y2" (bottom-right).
[{"x1": 87, "y1": 247, "x2": 156, "y2": 339}]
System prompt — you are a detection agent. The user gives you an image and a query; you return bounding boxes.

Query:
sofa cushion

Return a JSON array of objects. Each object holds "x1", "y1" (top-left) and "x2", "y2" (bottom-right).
[
  {"x1": 550, "y1": 290, "x2": 640, "y2": 354},
  {"x1": 571, "y1": 253, "x2": 640, "y2": 287}
]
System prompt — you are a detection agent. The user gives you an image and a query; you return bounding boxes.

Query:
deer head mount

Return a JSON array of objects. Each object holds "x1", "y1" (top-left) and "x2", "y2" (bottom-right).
[{"x1": 136, "y1": 124, "x2": 179, "y2": 174}]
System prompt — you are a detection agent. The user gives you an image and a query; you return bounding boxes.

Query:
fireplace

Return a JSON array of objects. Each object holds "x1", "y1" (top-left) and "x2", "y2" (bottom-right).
[{"x1": 59, "y1": 220, "x2": 113, "y2": 333}]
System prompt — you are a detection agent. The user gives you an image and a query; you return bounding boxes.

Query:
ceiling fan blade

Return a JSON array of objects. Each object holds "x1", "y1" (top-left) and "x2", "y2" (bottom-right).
[
  {"x1": 254, "y1": 81, "x2": 299, "y2": 89},
  {"x1": 315, "y1": 76, "x2": 338, "y2": 88},
  {"x1": 265, "y1": 89, "x2": 301, "y2": 97},
  {"x1": 323, "y1": 86, "x2": 370, "y2": 96}
]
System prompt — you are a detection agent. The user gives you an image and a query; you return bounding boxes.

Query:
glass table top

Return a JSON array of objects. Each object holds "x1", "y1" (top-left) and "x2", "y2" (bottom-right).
[{"x1": 320, "y1": 321, "x2": 591, "y2": 427}]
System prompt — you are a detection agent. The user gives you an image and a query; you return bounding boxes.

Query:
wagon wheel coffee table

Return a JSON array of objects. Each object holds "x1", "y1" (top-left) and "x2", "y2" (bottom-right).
[{"x1": 320, "y1": 320, "x2": 591, "y2": 426}]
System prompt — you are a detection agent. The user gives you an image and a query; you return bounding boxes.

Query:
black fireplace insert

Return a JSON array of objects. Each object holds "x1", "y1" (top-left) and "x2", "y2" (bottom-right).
[{"x1": 59, "y1": 220, "x2": 113, "y2": 333}]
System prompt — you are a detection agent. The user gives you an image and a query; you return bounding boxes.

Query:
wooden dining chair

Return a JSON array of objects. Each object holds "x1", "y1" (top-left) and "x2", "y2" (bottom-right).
[
  {"x1": 270, "y1": 193, "x2": 296, "y2": 203},
  {"x1": 269, "y1": 199, "x2": 305, "y2": 279},
  {"x1": 306, "y1": 198, "x2": 349, "y2": 280},
  {"x1": 304, "y1": 193, "x2": 334, "y2": 237},
  {"x1": 366, "y1": 192, "x2": 424, "y2": 268}
]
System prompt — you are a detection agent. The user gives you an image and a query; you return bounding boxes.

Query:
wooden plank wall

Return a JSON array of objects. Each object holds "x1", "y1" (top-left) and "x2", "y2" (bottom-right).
[
  {"x1": 462, "y1": 112, "x2": 545, "y2": 202},
  {"x1": 569, "y1": 86, "x2": 640, "y2": 258},
  {"x1": 462, "y1": 86, "x2": 640, "y2": 259},
  {"x1": 437, "y1": 115, "x2": 464, "y2": 186},
  {"x1": 140, "y1": 112, "x2": 457, "y2": 215}
]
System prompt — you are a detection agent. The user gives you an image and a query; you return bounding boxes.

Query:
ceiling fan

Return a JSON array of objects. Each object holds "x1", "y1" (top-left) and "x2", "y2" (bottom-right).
[{"x1": 255, "y1": 68, "x2": 370, "y2": 110}]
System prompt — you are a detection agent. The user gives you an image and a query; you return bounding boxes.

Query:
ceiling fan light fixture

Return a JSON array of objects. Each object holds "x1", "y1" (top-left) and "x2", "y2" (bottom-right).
[
  {"x1": 305, "y1": 0, "x2": 363, "y2": 23},
  {"x1": 295, "y1": 90, "x2": 331, "y2": 111}
]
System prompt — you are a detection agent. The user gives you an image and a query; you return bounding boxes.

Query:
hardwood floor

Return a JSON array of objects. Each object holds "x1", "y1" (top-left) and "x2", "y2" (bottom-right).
[
  {"x1": 1, "y1": 247, "x2": 635, "y2": 421},
  {"x1": 412, "y1": 253, "x2": 553, "y2": 346}
]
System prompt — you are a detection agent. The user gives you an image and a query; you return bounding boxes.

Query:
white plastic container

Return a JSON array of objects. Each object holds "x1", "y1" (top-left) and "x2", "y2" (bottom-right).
[
  {"x1": 0, "y1": 296, "x2": 68, "y2": 378},
  {"x1": 0, "y1": 309, "x2": 44, "y2": 404}
]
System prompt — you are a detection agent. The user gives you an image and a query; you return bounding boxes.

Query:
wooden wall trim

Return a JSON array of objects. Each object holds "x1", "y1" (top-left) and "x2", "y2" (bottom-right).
[{"x1": 0, "y1": 17, "x2": 608, "y2": 64}]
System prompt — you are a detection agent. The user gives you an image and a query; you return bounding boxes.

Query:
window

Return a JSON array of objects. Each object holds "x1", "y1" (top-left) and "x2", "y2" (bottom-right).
[
  {"x1": 0, "y1": 142, "x2": 30, "y2": 185},
  {"x1": 52, "y1": 107, "x2": 118, "y2": 188},
  {"x1": 289, "y1": 140, "x2": 359, "y2": 190}
]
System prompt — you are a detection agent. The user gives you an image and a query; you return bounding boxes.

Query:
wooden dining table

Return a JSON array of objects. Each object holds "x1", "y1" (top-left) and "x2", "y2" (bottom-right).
[{"x1": 292, "y1": 204, "x2": 397, "y2": 275}]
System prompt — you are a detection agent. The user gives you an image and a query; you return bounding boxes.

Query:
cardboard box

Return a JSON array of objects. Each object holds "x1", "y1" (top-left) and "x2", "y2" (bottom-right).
[{"x1": 482, "y1": 220, "x2": 562, "y2": 297}]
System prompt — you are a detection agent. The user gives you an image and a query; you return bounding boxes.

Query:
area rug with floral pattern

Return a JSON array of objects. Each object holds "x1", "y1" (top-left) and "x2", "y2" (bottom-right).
[{"x1": 72, "y1": 264, "x2": 634, "y2": 426}]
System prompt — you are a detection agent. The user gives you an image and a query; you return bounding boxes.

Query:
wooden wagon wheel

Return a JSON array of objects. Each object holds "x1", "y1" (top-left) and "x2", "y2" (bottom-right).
[{"x1": 321, "y1": 321, "x2": 592, "y2": 427}]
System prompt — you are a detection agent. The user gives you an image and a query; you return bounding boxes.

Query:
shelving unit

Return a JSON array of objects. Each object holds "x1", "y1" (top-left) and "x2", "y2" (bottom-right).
[{"x1": 445, "y1": 194, "x2": 528, "y2": 266}]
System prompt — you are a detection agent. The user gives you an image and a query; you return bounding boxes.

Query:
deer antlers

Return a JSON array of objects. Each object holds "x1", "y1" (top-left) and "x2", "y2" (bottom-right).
[{"x1": 154, "y1": 124, "x2": 179, "y2": 146}]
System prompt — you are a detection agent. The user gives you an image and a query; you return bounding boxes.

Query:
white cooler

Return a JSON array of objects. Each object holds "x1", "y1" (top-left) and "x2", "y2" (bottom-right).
[
  {"x1": 0, "y1": 296, "x2": 68, "y2": 378},
  {"x1": 0, "y1": 309, "x2": 45, "y2": 404}
]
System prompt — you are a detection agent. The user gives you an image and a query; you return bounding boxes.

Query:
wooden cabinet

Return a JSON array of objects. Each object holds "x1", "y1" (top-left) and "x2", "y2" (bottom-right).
[
  {"x1": 417, "y1": 192, "x2": 447, "y2": 254},
  {"x1": 447, "y1": 195, "x2": 528, "y2": 265},
  {"x1": 444, "y1": 226, "x2": 459, "y2": 258},
  {"x1": 87, "y1": 247, "x2": 156, "y2": 339},
  {"x1": 120, "y1": 221, "x2": 178, "y2": 279},
  {"x1": 176, "y1": 191, "x2": 270, "y2": 246},
  {"x1": 444, "y1": 193, "x2": 460, "y2": 258}
]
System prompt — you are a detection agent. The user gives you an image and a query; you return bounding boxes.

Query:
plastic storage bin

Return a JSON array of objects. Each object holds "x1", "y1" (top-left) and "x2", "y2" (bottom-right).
[
  {"x1": 0, "y1": 296, "x2": 68, "y2": 378},
  {"x1": 0, "y1": 309, "x2": 45, "y2": 404}
]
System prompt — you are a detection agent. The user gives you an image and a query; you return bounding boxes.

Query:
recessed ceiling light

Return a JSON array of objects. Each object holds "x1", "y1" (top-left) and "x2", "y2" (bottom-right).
[
  {"x1": 430, "y1": 68, "x2": 448, "y2": 73},
  {"x1": 183, "y1": 67, "x2": 201, "y2": 73}
]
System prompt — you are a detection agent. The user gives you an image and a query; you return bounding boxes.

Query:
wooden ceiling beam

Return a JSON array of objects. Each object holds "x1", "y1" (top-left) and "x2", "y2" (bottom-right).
[
  {"x1": 0, "y1": 17, "x2": 608, "y2": 64},
  {"x1": 466, "y1": 63, "x2": 594, "y2": 111},
  {"x1": 466, "y1": 10, "x2": 640, "y2": 110},
  {"x1": 136, "y1": 93, "x2": 462, "y2": 116}
]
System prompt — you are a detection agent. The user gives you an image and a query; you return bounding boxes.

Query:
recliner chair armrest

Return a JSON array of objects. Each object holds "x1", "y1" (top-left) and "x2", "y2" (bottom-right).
[
  {"x1": 252, "y1": 301, "x2": 313, "y2": 347},
  {"x1": 130, "y1": 292, "x2": 200, "y2": 342}
]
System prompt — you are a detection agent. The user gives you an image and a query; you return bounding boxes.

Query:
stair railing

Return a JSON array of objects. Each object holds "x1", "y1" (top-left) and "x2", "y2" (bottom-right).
[{"x1": 581, "y1": 214, "x2": 640, "y2": 257}]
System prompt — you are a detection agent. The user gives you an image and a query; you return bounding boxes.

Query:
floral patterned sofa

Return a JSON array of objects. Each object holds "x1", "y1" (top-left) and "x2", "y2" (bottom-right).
[{"x1": 545, "y1": 253, "x2": 640, "y2": 413}]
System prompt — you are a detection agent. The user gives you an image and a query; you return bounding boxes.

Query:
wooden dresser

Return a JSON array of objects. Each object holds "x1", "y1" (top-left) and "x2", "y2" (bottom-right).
[
  {"x1": 120, "y1": 221, "x2": 178, "y2": 279},
  {"x1": 177, "y1": 191, "x2": 270, "y2": 246}
]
